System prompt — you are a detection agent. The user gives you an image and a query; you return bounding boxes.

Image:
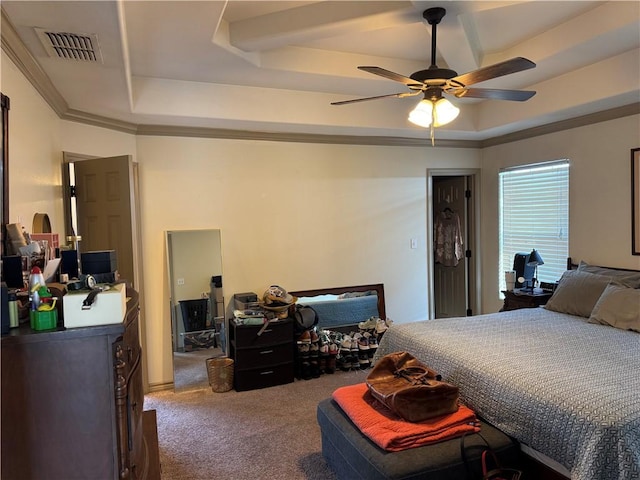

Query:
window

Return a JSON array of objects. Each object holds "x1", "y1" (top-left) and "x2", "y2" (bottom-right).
[{"x1": 499, "y1": 160, "x2": 569, "y2": 292}]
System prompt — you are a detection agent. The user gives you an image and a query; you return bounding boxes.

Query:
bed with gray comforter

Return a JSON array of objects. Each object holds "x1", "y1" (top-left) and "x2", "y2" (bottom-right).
[{"x1": 374, "y1": 305, "x2": 640, "y2": 480}]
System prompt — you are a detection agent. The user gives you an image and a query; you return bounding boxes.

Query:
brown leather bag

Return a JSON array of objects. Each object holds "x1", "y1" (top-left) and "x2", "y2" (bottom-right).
[{"x1": 366, "y1": 351, "x2": 459, "y2": 422}]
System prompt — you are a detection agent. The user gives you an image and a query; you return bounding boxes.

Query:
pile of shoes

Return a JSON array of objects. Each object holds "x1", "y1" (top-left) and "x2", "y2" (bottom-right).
[
  {"x1": 334, "y1": 330, "x2": 377, "y2": 371},
  {"x1": 296, "y1": 328, "x2": 339, "y2": 379},
  {"x1": 357, "y1": 316, "x2": 393, "y2": 339},
  {"x1": 295, "y1": 317, "x2": 393, "y2": 377}
]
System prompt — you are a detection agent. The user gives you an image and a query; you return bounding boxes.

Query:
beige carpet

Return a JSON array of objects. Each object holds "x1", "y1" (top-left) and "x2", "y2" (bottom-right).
[
  {"x1": 145, "y1": 369, "x2": 370, "y2": 479},
  {"x1": 172, "y1": 347, "x2": 222, "y2": 392}
]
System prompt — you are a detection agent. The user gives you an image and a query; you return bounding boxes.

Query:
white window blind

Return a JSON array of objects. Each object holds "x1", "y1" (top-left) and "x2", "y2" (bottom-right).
[{"x1": 499, "y1": 160, "x2": 569, "y2": 292}]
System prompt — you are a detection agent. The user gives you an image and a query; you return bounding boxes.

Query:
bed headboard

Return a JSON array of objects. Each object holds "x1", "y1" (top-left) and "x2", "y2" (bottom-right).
[
  {"x1": 567, "y1": 257, "x2": 640, "y2": 273},
  {"x1": 289, "y1": 283, "x2": 386, "y2": 320}
]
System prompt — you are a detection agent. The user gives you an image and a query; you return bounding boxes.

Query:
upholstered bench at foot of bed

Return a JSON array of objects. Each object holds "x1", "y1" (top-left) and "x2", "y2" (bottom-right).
[{"x1": 317, "y1": 398, "x2": 522, "y2": 480}]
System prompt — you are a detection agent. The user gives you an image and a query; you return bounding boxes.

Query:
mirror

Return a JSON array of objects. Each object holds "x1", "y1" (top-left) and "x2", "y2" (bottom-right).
[
  {"x1": 289, "y1": 284, "x2": 386, "y2": 333},
  {"x1": 166, "y1": 229, "x2": 223, "y2": 392}
]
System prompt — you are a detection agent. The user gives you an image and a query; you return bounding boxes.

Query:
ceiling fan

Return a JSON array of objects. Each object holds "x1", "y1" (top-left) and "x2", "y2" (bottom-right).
[{"x1": 332, "y1": 7, "x2": 537, "y2": 143}]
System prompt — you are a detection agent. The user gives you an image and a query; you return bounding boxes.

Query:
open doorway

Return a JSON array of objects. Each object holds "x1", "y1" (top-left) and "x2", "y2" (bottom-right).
[
  {"x1": 62, "y1": 152, "x2": 148, "y2": 389},
  {"x1": 426, "y1": 169, "x2": 480, "y2": 319}
]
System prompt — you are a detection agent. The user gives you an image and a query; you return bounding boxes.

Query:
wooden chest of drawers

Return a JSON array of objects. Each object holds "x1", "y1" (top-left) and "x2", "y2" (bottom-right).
[
  {"x1": 1, "y1": 287, "x2": 159, "y2": 480},
  {"x1": 229, "y1": 318, "x2": 294, "y2": 391}
]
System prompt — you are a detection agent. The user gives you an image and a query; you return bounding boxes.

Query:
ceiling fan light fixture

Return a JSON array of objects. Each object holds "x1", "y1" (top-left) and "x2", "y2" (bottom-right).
[
  {"x1": 433, "y1": 98, "x2": 460, "y2": 127},
  {"x1": 408, "y1": 99, "x2": 434, "y2": 128},
  {"x1": 408, "y1": 97, "x2": 459, "y2": 128}
]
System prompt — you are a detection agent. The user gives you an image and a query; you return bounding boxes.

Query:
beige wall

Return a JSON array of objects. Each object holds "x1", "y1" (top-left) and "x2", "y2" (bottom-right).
[
  {"x1": 3, "y1": 51, "x2": 63, "y2": 230},
  {"x1": 4, "y1": 51, "x2": 640, "y2": 388},
  {"x1": 481, "y1": 115, "x2": 640, "y2": 312},
  {"x1": 136, "y1": 136, "x2": 479, "y2": 386},
  {"x1": 4, "y1": 52, "x2": 481, "y2": 387}
]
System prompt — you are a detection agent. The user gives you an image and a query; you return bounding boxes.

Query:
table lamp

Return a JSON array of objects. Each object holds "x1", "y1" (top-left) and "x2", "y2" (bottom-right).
[{"x1": 526, "y1": 249, "x2": 544, "y2": 292}]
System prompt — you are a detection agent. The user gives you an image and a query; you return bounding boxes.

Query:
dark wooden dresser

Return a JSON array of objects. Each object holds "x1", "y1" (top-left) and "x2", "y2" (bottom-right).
[
  {"x1": 229, "y1": 317, "x2": 294, "y2": 391},
  {"x1": 1, "y1": 287, "x2": 160, "y2": 480}
]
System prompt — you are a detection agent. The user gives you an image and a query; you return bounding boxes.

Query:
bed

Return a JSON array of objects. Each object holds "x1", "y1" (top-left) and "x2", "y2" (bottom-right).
[{"x1": 373, "y1": 260, "x2": 640, "y2": 480}]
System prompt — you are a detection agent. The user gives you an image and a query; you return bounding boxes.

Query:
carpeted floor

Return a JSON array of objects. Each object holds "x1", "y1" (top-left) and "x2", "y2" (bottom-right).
[
  {"x1": 172, "y1": 347, "x2": 222, "y2": 392},
  {"x1": 145, "y1": 368, "x2": 370, "y2": 479}
]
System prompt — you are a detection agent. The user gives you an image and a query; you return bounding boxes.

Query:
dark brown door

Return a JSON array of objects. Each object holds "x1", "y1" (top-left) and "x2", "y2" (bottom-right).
[
  {"x1": 433, "y1": 176, "x2": 467, "y2": 318},
  {"x1": 74, "y1": 155, "x2": 135, "y2": 284}
]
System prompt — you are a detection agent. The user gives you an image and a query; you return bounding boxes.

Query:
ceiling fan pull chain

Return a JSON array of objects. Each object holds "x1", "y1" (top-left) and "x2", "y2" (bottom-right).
[{"x1": 430, "y1": 107, "x2": 436, "y2": 146}]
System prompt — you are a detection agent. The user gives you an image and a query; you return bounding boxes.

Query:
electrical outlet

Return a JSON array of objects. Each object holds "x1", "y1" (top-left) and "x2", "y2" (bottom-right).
[
  {"x1": 177, "y1": 278, "x2": 185, "y2": 285},
  {"x1": 410, "y1": 238, "x2": 418, "y2": 249}
]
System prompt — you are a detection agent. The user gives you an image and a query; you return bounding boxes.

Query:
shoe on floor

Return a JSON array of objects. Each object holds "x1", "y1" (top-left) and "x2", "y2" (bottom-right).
[
  {"x1": 297, "y1": 342, "x2": 310, "y2": 359},
  {"x1": 375, "y1": 318, "x2": 390, "y2": 335},
  {"x1": 365, "y1": 332, "x2": 378, "y2": 358},
  {"x1": 358, "y1": 317, "x2": 377, "y2": 332},
  {"x1": 336, "y1": 353, "x2": 350, "y2": 372},
  {"x1": 339, "y1": 335, "x2": 353, "y2": 354},
  {"x1": 298, "y1": 330, "x2": 312, "y2": 343}
]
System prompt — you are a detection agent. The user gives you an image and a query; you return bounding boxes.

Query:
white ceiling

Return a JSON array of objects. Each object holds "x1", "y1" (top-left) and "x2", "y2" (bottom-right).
[{"x1": 1, "y1": 1, "x2": 639, "y2": 143}]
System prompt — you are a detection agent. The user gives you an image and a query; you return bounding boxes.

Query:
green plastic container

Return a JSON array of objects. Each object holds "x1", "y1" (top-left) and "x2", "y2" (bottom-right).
[{"x1": 30, "y1": 309, "x2": 58, "y2": 331}]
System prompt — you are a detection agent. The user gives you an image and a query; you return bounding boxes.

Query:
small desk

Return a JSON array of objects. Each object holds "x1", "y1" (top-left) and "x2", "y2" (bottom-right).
[{"x1": 501, "y1": 288, "x2": 553, "y2": 311}]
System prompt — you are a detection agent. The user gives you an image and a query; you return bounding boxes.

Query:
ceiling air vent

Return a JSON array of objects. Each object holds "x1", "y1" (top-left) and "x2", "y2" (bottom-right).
[{"x1": 35, "y1": 27, "x2": 103, "y2": 63}]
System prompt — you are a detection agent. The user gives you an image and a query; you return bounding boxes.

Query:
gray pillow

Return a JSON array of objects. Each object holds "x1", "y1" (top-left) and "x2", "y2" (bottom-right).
[
  {"x1": 577, "y1": 261, "x2": 640, "y2": 288},
  {"x1": 544, "y1": 270, "x2": 613, "y2": 318},
  {"x1": 588, "y1": 284, "x2": 640, "y2": 333}
]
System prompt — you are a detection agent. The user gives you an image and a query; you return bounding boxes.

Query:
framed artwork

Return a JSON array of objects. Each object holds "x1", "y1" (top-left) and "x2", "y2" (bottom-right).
[
  {"x1": 633, "y1": 148, "x2": 640, "y2": 255},
  {"x1": 1, "y1": 93, "x2": 9, "y2": 257}
]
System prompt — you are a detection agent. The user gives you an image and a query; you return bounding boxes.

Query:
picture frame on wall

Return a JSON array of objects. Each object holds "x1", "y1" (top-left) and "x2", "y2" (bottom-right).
[
  {"x1": 1, "y1": 93, "x2": 9, "y2": 257},
  {"x1": 633, "y1": 147, "x2": 640, "y2": 256}
]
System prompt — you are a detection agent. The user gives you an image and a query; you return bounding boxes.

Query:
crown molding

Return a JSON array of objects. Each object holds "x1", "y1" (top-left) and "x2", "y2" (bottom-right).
[
  {"x1": 480, "y1": 103, "x2": 640, "y2": 148},
  {"x1": 2, "y1": 8, "x2": 637, "y2": 150},
  {"x1": 134, "y1": 123, "x2": 480, "y2": 148},
  {"x1": 62, "y1": 109, "x2": 139, "y2": 134},
  {"x1": 1, "y1": 8, "x2": 68, "y2": 116}
]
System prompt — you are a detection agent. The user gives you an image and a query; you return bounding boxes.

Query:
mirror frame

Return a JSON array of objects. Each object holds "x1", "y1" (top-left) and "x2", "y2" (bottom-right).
[
  {"x1": 165, "y1": 229, "x2": 223, "y2": 392},
  {"x1": 289, "y1": 283, "x2": 386, "y2": 320},
  {"x1": 165, "y1": 228, "x2": 223, "y2": 351},
  {"x1": 1, "y1": 93, "x2": 10, "y2": 256}
]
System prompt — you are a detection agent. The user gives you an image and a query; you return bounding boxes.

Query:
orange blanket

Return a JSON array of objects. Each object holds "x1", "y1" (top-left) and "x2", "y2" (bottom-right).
[{"x1": 332, "y1": 382, "x2": 480, "y2": 452}]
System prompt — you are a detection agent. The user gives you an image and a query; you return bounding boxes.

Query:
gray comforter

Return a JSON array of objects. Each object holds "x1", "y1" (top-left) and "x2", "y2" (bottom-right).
[{"x1": 373, "y1": 308, "x2": 640, "y2": 480}]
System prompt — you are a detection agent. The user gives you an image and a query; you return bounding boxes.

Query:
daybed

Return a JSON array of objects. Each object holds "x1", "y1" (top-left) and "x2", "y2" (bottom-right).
[{"x1": 373, "y1": 260, "x2": 640, "y2": 480}]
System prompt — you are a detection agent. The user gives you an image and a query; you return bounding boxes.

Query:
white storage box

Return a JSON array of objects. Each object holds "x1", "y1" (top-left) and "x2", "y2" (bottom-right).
[{"x1": 63, "y1": 283, "x2": 127, "y2": 328}]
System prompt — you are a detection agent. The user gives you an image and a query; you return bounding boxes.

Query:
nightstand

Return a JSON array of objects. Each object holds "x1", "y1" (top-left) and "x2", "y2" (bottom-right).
[{"x1": 500, "y1": 288, "x2": 553, "y2": 311}]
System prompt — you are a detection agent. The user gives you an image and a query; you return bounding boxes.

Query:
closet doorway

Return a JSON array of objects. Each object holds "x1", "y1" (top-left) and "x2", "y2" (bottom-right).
[{"x1": 427, "y1": 170, "x2": 480, "y2": 319}]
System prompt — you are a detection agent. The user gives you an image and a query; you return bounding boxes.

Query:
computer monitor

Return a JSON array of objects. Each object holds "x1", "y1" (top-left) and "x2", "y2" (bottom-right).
[{"x1": 513, "y1": 252, "x2": 535, "y2": 288}]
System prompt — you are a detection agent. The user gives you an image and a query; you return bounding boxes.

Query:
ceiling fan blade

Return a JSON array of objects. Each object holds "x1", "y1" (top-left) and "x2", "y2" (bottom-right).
[
  {"x1": 331, "y1": 91, "x2": 421, "y2": 106},
  {"x1": 452, "y1": 88, "x2": 536, "y2": 101},
  {"x1": 452, "y1": 57, "x2": 536, "y2": 87},
  {"x1": 358, "y1": 66, "x2": 424, "y2": 87}
]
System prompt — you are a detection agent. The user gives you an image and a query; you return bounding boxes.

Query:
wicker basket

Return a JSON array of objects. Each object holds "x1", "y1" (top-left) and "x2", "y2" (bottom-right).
[{"x1": 206, "y1": 357, "x2": 234, "y2": 393}]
